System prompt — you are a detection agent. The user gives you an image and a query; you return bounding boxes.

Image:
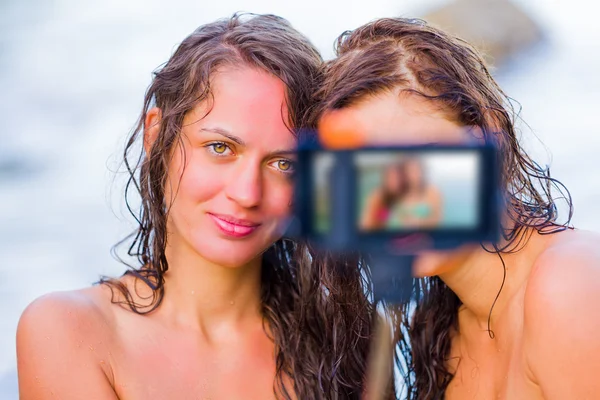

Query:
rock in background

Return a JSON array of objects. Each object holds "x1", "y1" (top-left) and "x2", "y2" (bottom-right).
[{"x1": 422, "y1": 0, "x2": 544, "y2": 68}]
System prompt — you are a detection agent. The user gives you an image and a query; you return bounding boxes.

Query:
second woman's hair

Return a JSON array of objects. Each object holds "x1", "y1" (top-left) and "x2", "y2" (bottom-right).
[{"x1": 311, "y1": 17, "x2": 572, "y2": 399}]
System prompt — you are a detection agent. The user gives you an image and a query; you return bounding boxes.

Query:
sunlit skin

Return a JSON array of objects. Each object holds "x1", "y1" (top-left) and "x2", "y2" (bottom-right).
[
  {"x1": 17, "y1": 66, "x2": 298, "y2": 400},
  {"x1": 320, "y1": 88, "x2": 600, "y2": 400}
]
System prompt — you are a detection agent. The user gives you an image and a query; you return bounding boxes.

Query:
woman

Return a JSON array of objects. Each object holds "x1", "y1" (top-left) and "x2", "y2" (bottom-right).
[
  {"x1": 361, "y1": 158, "x2": 442, "y2": 231},
  {"x1": 397, "y1": 158, "x2": 442, "y2": 229},
  {"x1": 16, "y1": 14, "x2": 373, "y2": 399},
  {"x1": 360, "y1": 161, "x2": 407, "y2": 230},
  {"x1": 314, "y1": 18, "x2": 600, "y2": 399}
]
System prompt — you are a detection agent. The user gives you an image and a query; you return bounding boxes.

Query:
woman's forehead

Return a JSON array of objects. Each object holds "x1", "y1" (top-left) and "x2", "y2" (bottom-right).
[
  {"x1": 182, "y1": 66, "x2": 295, "y2": 149},
  {"x1": 319, "y1": 91, "x2": 468, "y2": 147}
]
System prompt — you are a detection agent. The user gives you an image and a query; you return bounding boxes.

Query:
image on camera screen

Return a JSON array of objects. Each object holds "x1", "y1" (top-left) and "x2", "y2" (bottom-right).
[
  {"x1": 355, "y1": 151, "x2": 480, "y2": 232},
  {"x1": 311, "y1": 150, "x2": 481, "y2": 234}
]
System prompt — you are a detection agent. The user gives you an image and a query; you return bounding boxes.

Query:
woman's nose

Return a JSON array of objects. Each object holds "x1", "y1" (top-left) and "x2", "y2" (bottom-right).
[{"x1": 224, "y1": 159, "x2": 263, "y2": 209}]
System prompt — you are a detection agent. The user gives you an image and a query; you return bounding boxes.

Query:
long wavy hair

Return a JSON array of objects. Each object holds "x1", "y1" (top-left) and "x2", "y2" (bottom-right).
[
  {"x1": 310, "y1": 17, "x2": 573, "y2": 399},
  {"x1": 100, "y1": 13, "x2": 375, "y2": 399}
]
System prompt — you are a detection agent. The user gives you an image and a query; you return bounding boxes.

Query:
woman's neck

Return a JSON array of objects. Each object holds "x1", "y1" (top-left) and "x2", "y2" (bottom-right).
[
  {"x1": 435, "y1": 229, "x2": 552, "y2": 329},
  {"x1": 157, "y1": 234, "x2": 264, "y2": 337}
]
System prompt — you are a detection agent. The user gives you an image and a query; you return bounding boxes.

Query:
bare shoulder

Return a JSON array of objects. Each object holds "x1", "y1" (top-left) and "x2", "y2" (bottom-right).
[
  {"x1": 525, "y1": 229, "x2": 600, "y2": 303},
  {"x1": 18, "y1": 284, "x2": 117, "y2": 341},
  {"x1": 522, "y1": 229, "x2": 600, "y2": 398},
  {"x1": 17, "y1": 285, "x2": 121, "y2": 399},
  {"x1": 17, "y1": 284, "x2": 119, "y2": 364}
]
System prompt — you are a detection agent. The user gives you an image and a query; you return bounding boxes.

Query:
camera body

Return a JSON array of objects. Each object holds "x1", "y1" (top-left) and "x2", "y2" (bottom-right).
[{"x1": 291, "y1": 140, "x2": 502, "y2": 255}]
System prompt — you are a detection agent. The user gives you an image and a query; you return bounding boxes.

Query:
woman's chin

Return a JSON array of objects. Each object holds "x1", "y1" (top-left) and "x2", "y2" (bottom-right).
[
  {"x1": 412, "y1": 245, "x2": 477, "y2": 278},
  {"x1": 412, "y1": 252, "x2": 448, "y2": 277},
  {"x1": 199, "y1": 245, "x2": 262, "y2": 269},
  {"x1": 181, "y1": 219, "x2": 287, "y2": 269},
  {"x1": 192, "y1": 235, "x2": 280, "y2": 269}
]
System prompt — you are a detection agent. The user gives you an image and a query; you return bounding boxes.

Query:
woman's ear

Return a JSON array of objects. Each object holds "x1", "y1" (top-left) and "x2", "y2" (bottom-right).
[{"x1": 144, "y1": 107, "x2": 162, "y2": 154}]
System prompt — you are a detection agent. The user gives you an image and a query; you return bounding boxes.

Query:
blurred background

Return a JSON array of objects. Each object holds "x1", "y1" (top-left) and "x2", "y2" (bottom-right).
[{"x1": 1, "y1": 0, "x2": 599, "y2": 397}]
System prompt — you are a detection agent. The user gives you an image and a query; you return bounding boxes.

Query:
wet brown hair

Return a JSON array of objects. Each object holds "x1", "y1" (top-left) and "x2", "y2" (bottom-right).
[
  {"x1": 100, "y1": 13, "x2": 374, "y2": 399},
  {"x1": 311, "y1": 17, "x2": 572, "y2": 399}
]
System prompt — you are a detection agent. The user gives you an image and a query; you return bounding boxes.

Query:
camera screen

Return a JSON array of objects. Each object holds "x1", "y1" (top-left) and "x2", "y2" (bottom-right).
[
  {"x1": 312, "y1": 150, "x2": 481, "y2": 233},
  {"x1": 355, "y1": 151, "x2": 480, "y2": 232}
]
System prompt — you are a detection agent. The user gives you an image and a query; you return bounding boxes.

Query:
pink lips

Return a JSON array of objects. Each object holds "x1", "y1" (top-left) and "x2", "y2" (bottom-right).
[{"x1": 208, "y1": 213, "x2": 261, "y2": 238}]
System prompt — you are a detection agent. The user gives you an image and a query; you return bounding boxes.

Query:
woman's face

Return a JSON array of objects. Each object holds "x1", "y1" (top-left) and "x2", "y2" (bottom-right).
[
  {"x1": 319, "y1": 90, "x2": 474, "y2": 277},
  {"x1": 404, "y1": 160, "x2": 423, "y2": 188},
  {"x1": 163, "y1": 66, "x2": 296, "y2": 268},
  {"x1": 384, "y1": 165, "x2": 403, "y2": 194}
]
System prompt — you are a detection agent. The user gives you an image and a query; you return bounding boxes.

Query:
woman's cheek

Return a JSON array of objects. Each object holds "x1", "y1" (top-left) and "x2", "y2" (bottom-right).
[
  {"x1": 181, "y1": 158, "x2": 224, "y2": 202},
  {"x1": 262, "y1": 182, "x2": 294, "y2": 240},
  {"x1": 264, "y1": 178, "x2": 294, "y2": 218}
]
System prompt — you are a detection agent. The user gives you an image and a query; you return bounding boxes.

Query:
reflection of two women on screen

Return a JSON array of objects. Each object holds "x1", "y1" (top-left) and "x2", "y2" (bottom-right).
[{"x1": 360, "y1": 157, "x2": 443, "y2": 231}]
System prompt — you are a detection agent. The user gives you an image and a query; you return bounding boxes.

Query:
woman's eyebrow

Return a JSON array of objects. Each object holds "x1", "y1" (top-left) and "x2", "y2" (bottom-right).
[
  {"x1": 201, "y1": 127, "x2": 297, "y2": 157},
  {"x1": 268, "y1": 148, "x2": 297, "y2": 157},
  {"x1": 200, "y1": 127, "x2": 245, "y2": 145}
]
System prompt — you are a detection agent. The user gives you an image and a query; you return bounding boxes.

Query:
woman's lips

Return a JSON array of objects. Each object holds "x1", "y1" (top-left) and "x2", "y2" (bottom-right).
[{"x1": 208, "y1": 213, "x2": 261, "y2": 238}]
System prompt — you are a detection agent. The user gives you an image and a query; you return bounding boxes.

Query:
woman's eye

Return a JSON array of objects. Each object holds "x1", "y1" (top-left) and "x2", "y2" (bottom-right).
[
  {"x1": 273, "y1": 159, "x2": 295, "y2": 174},
  {"x1": 206, "y1": 142, "x2": 232, "y2": 156}
]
